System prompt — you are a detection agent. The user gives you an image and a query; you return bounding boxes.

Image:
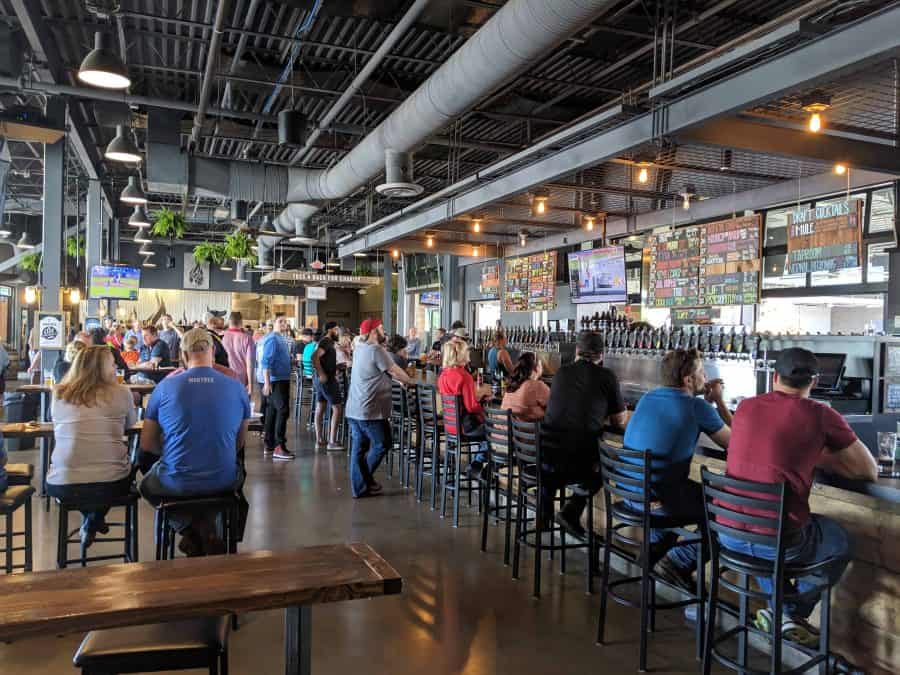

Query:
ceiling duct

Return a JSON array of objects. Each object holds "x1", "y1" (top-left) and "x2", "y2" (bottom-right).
[
  {"x1": 375, "y1": 150, "x2": 423, "y2": 199},
  {"x1": 261, "y1": 0, "x2": 620, "y2": 259},
  {"x1": 0, "y1": 139, "x2": 9, "y2": 220}
]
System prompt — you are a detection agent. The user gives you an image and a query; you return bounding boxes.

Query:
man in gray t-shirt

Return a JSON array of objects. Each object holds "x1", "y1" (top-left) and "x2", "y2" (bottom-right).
[{"x1": 346, "y1": 318, "x2": 414, "y2": 498}]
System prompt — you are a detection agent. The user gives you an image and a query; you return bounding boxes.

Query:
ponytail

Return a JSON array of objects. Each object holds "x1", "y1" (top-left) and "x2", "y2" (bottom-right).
[{"x1": 506, "y1": 352, "x2": 538, "y2": 394}]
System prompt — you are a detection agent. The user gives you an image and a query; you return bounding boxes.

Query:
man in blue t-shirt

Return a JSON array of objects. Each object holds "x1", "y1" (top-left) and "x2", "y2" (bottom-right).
[
  {"x1": 139, "y1": 328, "x2": 250, "y2": 556},
  {"x1": 257, "y1": 316, "x2": 294, "y2": 460},
  {"x1": 623, "y1": 348, "x2": 731, "y2": 590}
]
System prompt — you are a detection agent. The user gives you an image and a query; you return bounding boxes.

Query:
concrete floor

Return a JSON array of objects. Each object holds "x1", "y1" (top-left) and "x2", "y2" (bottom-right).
[{"x1": 0, "y1": 424, "x2": 712, "y2": 674}]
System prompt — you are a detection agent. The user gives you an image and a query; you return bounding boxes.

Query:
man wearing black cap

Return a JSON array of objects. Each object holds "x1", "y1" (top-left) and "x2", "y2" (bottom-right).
[
  {"x1": 721, "y1": 347, "x2": 877, "y2": 645},
  {"x1": 544, "y1": 330, "x2": 628, "y2": 539}
]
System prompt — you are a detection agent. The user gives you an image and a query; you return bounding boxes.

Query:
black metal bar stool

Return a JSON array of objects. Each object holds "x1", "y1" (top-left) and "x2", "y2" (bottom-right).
[
  {"x1": 0, "y1": 484, "x2": 35, "y2": 574},
  {"x1": 403, "y1": 385, "x2": 420, "y2": 490},
  {"x1": 73, "y1": 616, "x2": 230, "y2": 675},
  {"x1": 154, "y1": 493, "x2": 240, "y2": 560},
  {"x1": 56, "y1": 491, "x2": 140, "y2": 569},
  {"x1": 511, "y1": 421, "x2": 597, "y2": 598},
  {"x1": 439, "y1": 393, "x2": 485, "y2": 527},
  {"x1": 482, "y1": 407, "x2": 516, "y2": 566},
  {"x1": 596, "y1": 441, "x2": 706, "y2": 672},
  {"x1": 292, "y1": 370, "x2": 315, "y2": 436},
  {"x1": 416, "y1": 384, "x2": 442, "y2": 508},
  {"x1": 700, "y1": 467, "x2": 834, "y2": 675},
  {"x1": 388, "y1": 382, "x2": 407, "y2": 479},
  {"x1": 6, "y1": 463, "x2": 35, "y2": 486}
]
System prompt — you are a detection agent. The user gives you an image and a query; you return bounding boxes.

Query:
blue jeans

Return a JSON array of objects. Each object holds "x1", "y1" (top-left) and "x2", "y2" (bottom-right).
[
  {"x1": 627, "y1": 479, "x2": 705, "y2": 572},
  {"x1": 349, "y1": 418, "x2": 391, "y2": 497},
  {"x1": 719, "y1": 514, "x2": 851, "y2": 619}
]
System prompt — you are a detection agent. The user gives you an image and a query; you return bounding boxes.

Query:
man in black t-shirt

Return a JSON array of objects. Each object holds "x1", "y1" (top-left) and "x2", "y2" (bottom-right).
[
  {"x1": 312, "y1": 333, "x2": 344, "y2": 450},
  {"x1": 544, "y1": 331, "x2": 628, "y2": 539}
]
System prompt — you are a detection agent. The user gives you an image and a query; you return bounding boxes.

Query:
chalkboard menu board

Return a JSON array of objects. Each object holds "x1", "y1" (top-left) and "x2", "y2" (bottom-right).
[
  {"x1": 786, "y1": 199, "x2": 863, "y2": 274},
  {"x1": 479, "y1": 263, "x2": 500, "y2": 299},
  {"x1": 504, "y1": 251, "x2": 557, "y2": 312},
  {"x1": 671, "y1": 307, "x2": 721, "y2": 326},
  {"x1": 701, "y1": 214, "x2": 762, "y2": 306},
  {"x1": 647, "y1": 226, "x2": 703, "y2": 308}
]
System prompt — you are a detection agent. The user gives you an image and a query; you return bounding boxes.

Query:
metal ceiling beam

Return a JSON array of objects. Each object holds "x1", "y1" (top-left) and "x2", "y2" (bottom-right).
[
  {"x1": 338, "y1": 4, "x2": 900, "y2": 256},
  {"x1": 676, "y1": 117, "x2": 900, "y2": 174},
  {"x1": 8, "y1": 0, "x2": 115, "y2": 220}
]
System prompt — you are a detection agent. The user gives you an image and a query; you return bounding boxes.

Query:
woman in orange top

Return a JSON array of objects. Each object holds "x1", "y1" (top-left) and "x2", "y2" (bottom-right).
[
  {"x1": 501, "y1": 352, "x2": 550, "y2": 422},
  {"x1": 121, "y1": 336, "x2": 140, "y2": 367}
]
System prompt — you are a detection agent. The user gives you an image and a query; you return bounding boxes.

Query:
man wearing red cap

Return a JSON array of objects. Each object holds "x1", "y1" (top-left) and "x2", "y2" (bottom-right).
[{"x1": 345, "y1": 317, "x2": 415, "y2": 497}]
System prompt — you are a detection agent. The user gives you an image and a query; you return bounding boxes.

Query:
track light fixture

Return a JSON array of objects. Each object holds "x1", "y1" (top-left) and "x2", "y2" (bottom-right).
[{"x1": 78, "y1": 31, "x2": 131, "y2": 90}]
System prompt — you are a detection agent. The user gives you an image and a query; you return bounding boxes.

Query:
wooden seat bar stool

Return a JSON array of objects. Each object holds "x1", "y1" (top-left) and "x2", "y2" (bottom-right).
[
  {"x1": 6, "y1": 463, "x2": 35, "y2": 486},
  {"x1": 0, "y1": 485, "x2": 35, "y2": 574},
  {"x1": 56, "y1": 491, "x2": 140, "y2": 569},
  {"x1": 153, "y1": 493, "x2": 240, "y2": 560}
]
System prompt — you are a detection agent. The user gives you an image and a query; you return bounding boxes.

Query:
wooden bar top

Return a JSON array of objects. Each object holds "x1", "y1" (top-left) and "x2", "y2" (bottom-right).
[
  {"x1": 0, "y1": 422, "x2": 55, "y2": 439},
  {"x1": 0, "y1": 544, "x2": 402, "y2": 641},
  {"x1": 20, "y1": 383, "x2": 156, "y2": 394}
]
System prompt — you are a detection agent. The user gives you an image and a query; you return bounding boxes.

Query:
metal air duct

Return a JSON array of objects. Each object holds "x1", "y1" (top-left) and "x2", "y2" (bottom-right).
[{"x1": 375, "y1": 150, "x2": 422, "y2": 198}]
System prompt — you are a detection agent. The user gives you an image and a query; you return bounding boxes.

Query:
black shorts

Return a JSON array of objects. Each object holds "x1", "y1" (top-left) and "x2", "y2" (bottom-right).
[{"x1": 313, "y1": 376, "x2": 343, "y2": 405}]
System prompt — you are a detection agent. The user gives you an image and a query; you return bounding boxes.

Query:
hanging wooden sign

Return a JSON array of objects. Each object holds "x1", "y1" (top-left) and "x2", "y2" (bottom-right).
[{"x1": 786, "y1": 199, "x2": 863, "y2": 275}]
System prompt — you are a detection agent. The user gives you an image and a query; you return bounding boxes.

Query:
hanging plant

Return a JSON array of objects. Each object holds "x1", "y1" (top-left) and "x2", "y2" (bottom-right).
[
  {"x1": 66, "y1": 235, "x2": 86, "y2": 259},
  {"x1": 20, "y1": 252, "x2": 42, "y2": 273},
  {"x1": 193, "y1": 241, "x2": 227, "y2": 266},
  {"x1": 150, "y1": 207, "x2": 187, "y2": 240},
  {"x1": 224, "y1": 230, "x2": 256, "y2": 265}
]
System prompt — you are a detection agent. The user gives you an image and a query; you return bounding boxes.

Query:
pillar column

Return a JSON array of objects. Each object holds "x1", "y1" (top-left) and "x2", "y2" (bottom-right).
[
  {"x1": 85, "y1": 178, "x2": 103, "y2": 319},
  {"x1": 885, "y1": 181, "x2": 900, "y2": 334},
  {"x1": 382, "y1": 254, "x2": 394, "y2": 335},
  {"x1": 39, "y1": 100, "x2": 65, "y2": 378}
]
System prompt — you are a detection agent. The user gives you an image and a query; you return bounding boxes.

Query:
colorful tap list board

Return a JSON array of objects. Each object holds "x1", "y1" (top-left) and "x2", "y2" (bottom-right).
[
  {"x1": 786, "y1": 199, "x2": 863, "y2": 275},
  {"x1": 647, "y1": 226, "x2": 703, "y2": 308},
  {"x1": 503, "y1": 251, "x2": 557, "y2": 312},
  {"x1": 700, "y1": 214, "x2": 762, "y2": 306}
]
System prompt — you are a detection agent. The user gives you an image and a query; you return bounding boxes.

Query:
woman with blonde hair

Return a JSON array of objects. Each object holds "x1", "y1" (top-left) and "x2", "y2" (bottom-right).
[
  {"x1": 47, "y1": 345, "x2": 137, "y2": 549},
  {"x1": 437, "y1": 338, "x2": 493, "y2": 479}
]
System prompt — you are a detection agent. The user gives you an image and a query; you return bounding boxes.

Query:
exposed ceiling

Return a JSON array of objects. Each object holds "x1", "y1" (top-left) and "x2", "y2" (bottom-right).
[{"x1": 0, "y1": 0, "x2": 896, "y2": 255}]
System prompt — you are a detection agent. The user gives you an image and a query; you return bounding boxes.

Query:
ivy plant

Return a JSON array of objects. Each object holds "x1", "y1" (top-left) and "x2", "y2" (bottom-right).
[
  {"x1": 20, "y1": 252, "x2": 42, "y2": 273},
  {"x1": 192, "y1": 241, "x2": 227, "y2": 266},
  {"x1": 224, "y1": 230, "x2": 256, "y2": 265},
  {"x1": 151, "y1": 207, "x2": 187, "y2": 240}
]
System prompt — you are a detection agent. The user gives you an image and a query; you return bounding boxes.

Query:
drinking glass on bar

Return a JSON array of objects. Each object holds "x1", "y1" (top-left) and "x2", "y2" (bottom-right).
[
  {"x1": 116, "y1": 369, "x2": 126, "y2": 384},
  {"x1": 876, "y1": 431, "x2": 896, "y2": 475}
]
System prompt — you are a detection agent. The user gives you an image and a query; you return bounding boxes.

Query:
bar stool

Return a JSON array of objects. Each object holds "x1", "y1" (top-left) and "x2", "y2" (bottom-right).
[
  {"x1": 439, "y1": 394, "x2": 484, "y2": 527},
  {"x1": 6, "y1": 463, "x2": 35, "y2": 486},
  {"x1": 388, "y1": 383, "x2": 406, "y2": 479},
  {"x1": 403, "y1": 385, "x2": 420, "y2": 490},
  {"x1": 73, "y1": 616, "x2": 230, "y2": 675},
  {"x1": 292, "y1": 370, "x2": 315, "y2": 436},
  {"x1": 700, "y1": 467, "x2": 833, "y2": 675},
  {"x1": 511, "y1": 421, "x2": 596, "y2": 597},
  {"x1": 596, "y1": 441, "x2": 706, "y2": 672},
  {"x1": 154, "y1": 494, "x2": 240, "y2": 560},
  {"x1": 56, "y1": 491, "x2": 140, "y2": 569},
  {"x1": 0, "y1": 484, "x2": 35, "y2": 574},
  {"x1": 481, "y1": 407, "x2": 516, "y2": 565},
  {"x1": 416, "y1": 384, "x2": 442, "y2": 508}
]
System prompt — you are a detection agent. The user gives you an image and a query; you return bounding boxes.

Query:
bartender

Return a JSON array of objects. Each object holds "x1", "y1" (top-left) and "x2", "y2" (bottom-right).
[{"x1": 487, "y1": 331, "x2": 515, "y2": 380}]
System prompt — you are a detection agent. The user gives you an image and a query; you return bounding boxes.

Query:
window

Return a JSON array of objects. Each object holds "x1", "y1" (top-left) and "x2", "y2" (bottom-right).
[
  {"x1": 867, "y1": 242, "x2": 891, "y2": 283},
  {"x1": 810, "y1": 265, "x2": 863, "y2": 286},
  {"x1": 763, "y1": 206, "x2": 799, "y2": 248},
  {"x1": 763, "y1": 253, "x2": 805, "y2": 289},
  {"x1": 869, "y1": 187, "x2": 895, "y2": 234}
]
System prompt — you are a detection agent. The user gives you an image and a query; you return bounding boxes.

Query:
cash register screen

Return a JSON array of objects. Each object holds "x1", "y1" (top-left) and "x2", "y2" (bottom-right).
[{"x1": 813, "y1": 353, "x2": 846, "y2": 391}]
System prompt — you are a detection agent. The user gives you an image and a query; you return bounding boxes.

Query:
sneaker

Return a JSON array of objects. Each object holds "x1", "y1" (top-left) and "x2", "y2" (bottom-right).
[
  {"x1": 754, "y1": 608, "x2": 820, "y2": 647},
  {"x1": 79, "y1": 522, "x2": 96, "y2": 551},
  {"x1": 368, "y1": 481, "x2": 383, "y2": 495},
  {"x1": 465, "y1": 461, "x2": 484, "y2": 480},
  {"x1": 263, "y1": 447, "x2": 275, "y2": 455},
  {"x1": 327, "y1": 442, "x2": 344, "y2": 451},
  {"x1": 177, "y1": 528, "x2": 204, "y2": 557},
  {"x1": 554, "y1": 508, "x2": 587, "y2": 541},
  {"x1": 653, "y1": 556, "x2": 695, "y2": 593},
  {"x1": 315, "y1": 441, "x2": 327, "y2": 450},
  {"x1": 273, "y1": 446, "x2": 296, "y2": 461}
]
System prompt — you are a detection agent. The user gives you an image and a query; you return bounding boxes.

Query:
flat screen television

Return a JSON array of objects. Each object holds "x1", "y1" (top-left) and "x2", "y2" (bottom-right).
[
  {"x1": 420, "y1": 290, "x2": 441, "y2": 306},
  {"x1": 567, "y1": 246, "x2": 627, "y2": 304},
  {"x1": 88, "y1": 265, "x2": 141, "y2": 301}
]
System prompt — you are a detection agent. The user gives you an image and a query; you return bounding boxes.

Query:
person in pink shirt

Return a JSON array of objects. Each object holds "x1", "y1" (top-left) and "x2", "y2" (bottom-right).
[
  {"x1": 221, "y1": 311, "x2": 255, "y2": 395},
  {"x1": 500, "y1": 352, "x2": 550, "y2": 422}
]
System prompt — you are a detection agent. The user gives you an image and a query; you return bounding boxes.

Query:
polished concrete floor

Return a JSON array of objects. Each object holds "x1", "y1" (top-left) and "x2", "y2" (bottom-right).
[{"x1": 1, "y1": 421, "x2": 713, "y2": 674}]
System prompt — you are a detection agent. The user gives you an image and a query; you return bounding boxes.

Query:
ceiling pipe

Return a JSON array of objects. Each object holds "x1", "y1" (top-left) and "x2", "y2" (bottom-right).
[
  {"x1": 189, "y1": 0, "x2": 230, "y2": 148},
  {"x1": 289, "y1": 0, "x2": 432, "y2": 167}
]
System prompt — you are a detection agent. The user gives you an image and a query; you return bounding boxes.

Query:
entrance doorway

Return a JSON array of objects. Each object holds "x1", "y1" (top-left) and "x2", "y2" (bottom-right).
[{"x1": 471, "y1": 300, "x2": 501, "y2": 331}]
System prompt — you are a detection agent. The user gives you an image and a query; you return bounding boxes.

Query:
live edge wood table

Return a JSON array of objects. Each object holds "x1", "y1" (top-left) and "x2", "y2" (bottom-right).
[{"x1": 0, "y1": 544, "x2": 402, "y2": 675}]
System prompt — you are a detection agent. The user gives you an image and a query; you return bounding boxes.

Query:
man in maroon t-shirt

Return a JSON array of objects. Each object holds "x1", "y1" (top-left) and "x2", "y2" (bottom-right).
[{"x1": 721, "y1": 348, "x2": 877, "y2": 643}]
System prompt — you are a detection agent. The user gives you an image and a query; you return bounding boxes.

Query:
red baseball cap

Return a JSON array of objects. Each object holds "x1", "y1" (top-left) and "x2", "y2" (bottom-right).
[{"x1": 359, "y1": 318, "x2": 383, "y2": 335}]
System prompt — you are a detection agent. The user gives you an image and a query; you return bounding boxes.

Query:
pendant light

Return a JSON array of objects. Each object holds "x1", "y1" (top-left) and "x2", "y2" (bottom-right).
[
  {"x1": 69, "y1": 288, "x2": 81, "y2": 304},
  {"x1": 78, "y1": 31, "x2": 131, "y2": 90},
  {"x1": 105, "y1": 125, "x2": 141, "y2": 163},
  {"x1": 120, "y1": 176, "x2": 147, "y2": 204},
  {"x1": 128, "y1": 205, "x2": 151, "y2": 227},
  {"x1": 134, "y1": 231, "x2": 152, "y2": 244}
]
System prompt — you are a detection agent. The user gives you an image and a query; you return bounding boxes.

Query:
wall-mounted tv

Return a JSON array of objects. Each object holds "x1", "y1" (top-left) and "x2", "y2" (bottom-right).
[
  {"x1": 567, "y1": 246, "x2": 627, "y2": 304},
  {"x1": 89, "y1": 265, "x2": 141, "y2": 301},
  {"x1": 420, "y1": 290, "x2": 441, "y2": 306}
]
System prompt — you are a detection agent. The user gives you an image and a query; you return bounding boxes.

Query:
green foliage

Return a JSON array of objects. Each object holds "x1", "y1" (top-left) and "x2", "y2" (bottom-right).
[
  {"x1": 20, "y1": 252, "x2": 42, "y2": 273},
  {"x1": 224, "y1": 230, "x2": 256, "y2": 264},
  {"x1": 356, "y1": 263, "x2": 373, "y2": 276},
  {"x1": 150, "y1": 207, "x2": 187, "y2": 240},
  {"x1": 193, "y1": 241, "x2": 227, "y2": 266},
  {"x1": 66, "y1": 236, "x2": 86, "y2": 259}
]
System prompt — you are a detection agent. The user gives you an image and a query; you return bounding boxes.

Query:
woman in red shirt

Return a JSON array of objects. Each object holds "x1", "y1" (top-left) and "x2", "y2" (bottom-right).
[
  {"x1": 437, "y1": 338, "x2": 492, "y2": 478},
  {"x1": 501, "y1": 352, "x2": 550, "y2": 421}
]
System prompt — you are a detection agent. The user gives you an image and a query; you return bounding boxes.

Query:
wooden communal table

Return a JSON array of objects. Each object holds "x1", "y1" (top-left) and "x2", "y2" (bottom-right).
[{"x1": 0, "y1": 545, "x2": 402, "y2": 675}]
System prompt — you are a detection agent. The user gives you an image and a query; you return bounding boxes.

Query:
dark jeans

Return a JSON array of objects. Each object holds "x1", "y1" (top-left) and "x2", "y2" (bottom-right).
[
  {"x1": 542, "y1": 453, "x2": 603, "y2": 521},
  {"x1": 719, "y1": 514, "x2": 851, "y2": 619},
  {"x1": 348, "y1": 418, "x2": 391, "y2": 497},
  {"x1": 46, "y1": 475, "x2": 134, "y2": 534},
  {"x1": 263, "y1": 379, "x2": 291, "y2": 449}
]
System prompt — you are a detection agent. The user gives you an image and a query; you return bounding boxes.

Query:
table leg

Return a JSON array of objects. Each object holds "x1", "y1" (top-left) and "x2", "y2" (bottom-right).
[{"x1": 284, "y1": 605, "x2": 311, "y2": 675}]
